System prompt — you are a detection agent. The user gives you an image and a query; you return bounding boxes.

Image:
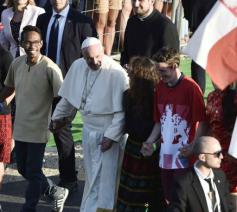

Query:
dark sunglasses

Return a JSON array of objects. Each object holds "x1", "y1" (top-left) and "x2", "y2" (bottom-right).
[{"x1": 201, "y1": 150, "x2": 223, "y2": 158}]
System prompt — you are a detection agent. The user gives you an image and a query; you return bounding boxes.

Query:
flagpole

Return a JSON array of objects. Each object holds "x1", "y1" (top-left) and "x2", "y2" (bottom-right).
[{"x1": 228, "y1": 117, "x2": 237, "y2": 159}]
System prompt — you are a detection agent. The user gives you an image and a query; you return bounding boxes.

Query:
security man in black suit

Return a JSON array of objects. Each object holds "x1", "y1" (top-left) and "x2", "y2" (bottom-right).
[
  {"x1": 36, "y1": 0, "x2": 97, "y2": 192},
  {"x1": 168, "y1": 136, "x2": 234, "y2": 212}
]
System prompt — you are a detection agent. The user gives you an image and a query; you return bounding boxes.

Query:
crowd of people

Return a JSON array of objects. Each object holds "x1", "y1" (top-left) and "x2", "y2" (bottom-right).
[{"x1": 0, "y1": 0, "x2": 236, "y2": 212}]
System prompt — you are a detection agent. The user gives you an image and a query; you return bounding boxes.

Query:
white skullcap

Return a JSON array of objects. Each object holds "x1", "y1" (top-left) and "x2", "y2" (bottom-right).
[{"x1": 81, "y1": 37, "x2": 102, "y2": 49}]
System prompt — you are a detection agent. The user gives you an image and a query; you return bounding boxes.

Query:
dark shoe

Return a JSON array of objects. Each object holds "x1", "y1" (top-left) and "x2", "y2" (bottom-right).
[
  {"x1": 46, "y1": 185, "x2": 69, "y2": 212},
  {"x1": 58, "y1": 181, "x2": 78, "y2": 193}
]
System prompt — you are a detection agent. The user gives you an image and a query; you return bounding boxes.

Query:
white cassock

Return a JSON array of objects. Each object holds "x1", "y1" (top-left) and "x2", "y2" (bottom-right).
[{"x1": 52, "y1": 55, "x2": 129, "y2": 212}]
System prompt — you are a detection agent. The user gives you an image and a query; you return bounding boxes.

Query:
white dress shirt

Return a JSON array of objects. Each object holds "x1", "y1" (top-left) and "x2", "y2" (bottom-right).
[
  {"x1": 46, "y1": 4, "x2": 70, "y2": 65},
  {"x1": 194, "y1": 162, "x2": 222, "y2": 212}
]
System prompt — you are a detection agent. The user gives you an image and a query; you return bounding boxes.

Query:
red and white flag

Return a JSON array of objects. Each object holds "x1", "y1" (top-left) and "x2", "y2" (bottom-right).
[{"x1": 183, "y1": 0, "x2": 237, "y2": 90}]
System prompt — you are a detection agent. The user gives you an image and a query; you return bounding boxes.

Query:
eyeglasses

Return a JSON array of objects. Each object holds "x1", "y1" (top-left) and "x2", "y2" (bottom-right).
[
  {"x1": 23, "y1": 40, "x2": 41, "y2": 47},
  {"x1": 201, "y1": 150, "x2": 223, "y2": 158}
]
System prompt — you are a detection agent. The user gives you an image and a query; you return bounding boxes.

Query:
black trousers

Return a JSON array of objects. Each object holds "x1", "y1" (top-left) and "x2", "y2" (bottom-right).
[
  {"x1": 15, "y1": 141, "x2": 49, "y2": 212},
  {"x1": 191, "y1": 60, "x2": 206, "y2": 94},
  {"x1": 52, "y1": 100, "x2": 77, "y2": 183}
]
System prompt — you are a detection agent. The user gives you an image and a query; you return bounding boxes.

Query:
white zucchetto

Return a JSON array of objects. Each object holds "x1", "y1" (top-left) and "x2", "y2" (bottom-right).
[{"x1": 81, "y1": 37, "x2": 102, "y2": 49}]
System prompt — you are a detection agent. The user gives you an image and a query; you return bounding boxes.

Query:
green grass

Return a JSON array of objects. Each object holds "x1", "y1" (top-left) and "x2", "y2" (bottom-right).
[
  {"x1": 47, "y1": 114, "x2": 83, "y2": 147},
  {"x1": 180, "y1": 56, "x2": 214, "y2": 98},
  {"x1": 47, "y1": 57, "x2": 214, "y2": 147}
]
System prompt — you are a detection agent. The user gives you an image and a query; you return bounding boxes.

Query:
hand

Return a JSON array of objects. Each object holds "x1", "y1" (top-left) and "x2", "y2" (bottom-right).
[
  {"x1": 140, "y1": 142, "x2": 154, "y2": 157},
  {"x1": 123, "y1": 64, "x2": 129, "y2": 70},
  {"x1": 179, "y1": 144, "x2": 193, "y2": 158},
  {"x1": 100, "y1": 137, "x2": 114, "y2": 152},
  {"x1": 49, "y1": 118, "x2": 69, "y2": 133}
]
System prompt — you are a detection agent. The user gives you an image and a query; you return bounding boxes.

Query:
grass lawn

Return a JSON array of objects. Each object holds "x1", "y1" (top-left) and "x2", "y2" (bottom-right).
[
  {"x1": 47, "y1": 115, "x2": 83, "y2": 147},
  {"x1": 180, "y1": 56, "x2": 214, "y2": 98},
  {"x1": 47, "y1": 57, "x2": 214, "y2": 147}
]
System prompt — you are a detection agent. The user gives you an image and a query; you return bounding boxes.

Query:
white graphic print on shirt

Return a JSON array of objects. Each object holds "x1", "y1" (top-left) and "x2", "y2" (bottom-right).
[{"x1": 159, "y1": 104, "x2": 190, "y2": 169}]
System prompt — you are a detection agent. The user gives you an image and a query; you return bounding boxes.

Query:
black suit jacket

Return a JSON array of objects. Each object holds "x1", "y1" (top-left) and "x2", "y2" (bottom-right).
[
  {"x1": 36, "y1": 8, "x2": 97, "y2": 77},
  {"x1": 168, "y1": 168, "x2": 234, "y2": 212}
]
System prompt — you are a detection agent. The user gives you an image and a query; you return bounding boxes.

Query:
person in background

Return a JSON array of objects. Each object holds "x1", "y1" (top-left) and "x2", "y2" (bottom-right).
[
  {"x1": 120, "y1": 0, "x2": 179, "y2": 66},
  {"x1": 181, "y1": 0, "x2": 217, "y2": 93},
  {"x1": 168, "y1": 136, "x2": 234, "y2": 212},
  {"x1": 94, "y1": 0, "x2": 122, "y2": 55},
  {"x1": 154, "y1": 0, "x2": 164, "y2": 12},
  {"x1": 206, "y1": 83, "x2": 237, "y2": 193},
  {"x1": 0, "y1": 0, "x2": 45, "y2": 58},
  {"x1": 0, "y1": 25, "x2": 68, "y2": 212},
  {"x1": 117, "y1": 56, "x2": 165, "y2": 211},
  {"x1": 161, "y1": 0, "x2": 172, "y2": 18},
  {"x1": 117, "y1": 0, "x2": 132, "y2": 51},
  {"x1": 36, "y1": 0, "x2": 97, "y2": 192},
  {"x1": 0, "y1": 44, "x2": 13, "y2": 212}
]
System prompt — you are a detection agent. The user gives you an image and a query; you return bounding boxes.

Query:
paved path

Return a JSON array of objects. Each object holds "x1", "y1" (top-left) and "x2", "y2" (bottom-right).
[
  {"x1": 1, "y1": 144, "x2": 85, "y2": 212},
  {"x1": 1, "y1": 177, "x2": 84, "y2": 212}
]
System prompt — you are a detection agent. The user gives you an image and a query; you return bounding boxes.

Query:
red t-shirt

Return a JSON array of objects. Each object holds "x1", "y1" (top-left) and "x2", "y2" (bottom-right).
[{"x1": 154, "y1": 75, "x2": 205, "y2": 169}]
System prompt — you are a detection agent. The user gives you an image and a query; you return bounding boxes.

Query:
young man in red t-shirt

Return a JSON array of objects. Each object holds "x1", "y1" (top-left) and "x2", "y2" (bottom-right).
[{"x1": 141, "y1": 47, "x2": 206, "y2": 205}]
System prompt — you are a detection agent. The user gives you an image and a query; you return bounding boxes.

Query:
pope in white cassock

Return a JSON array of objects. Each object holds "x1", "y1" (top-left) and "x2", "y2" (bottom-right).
[{"x1": 50, "y1": 37, "x2": 129, "y2": 212}]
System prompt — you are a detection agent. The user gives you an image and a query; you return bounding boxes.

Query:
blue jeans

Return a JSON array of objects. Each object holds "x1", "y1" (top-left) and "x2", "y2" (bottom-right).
[{"x1": 15, "y1": 141, "x2": 49, "y2": 212}]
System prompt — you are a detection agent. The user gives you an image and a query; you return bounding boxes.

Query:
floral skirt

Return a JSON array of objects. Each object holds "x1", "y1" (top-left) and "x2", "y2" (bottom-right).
[{"x1": 0, "y1": 114, "x2": 12, "y2": 163}]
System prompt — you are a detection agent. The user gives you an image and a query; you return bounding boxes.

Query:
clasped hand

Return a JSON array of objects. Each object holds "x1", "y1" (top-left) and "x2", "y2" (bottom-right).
[
  {"x1": 49, "y1": 117, "x2": 69, "y2": 133},
  {"x1": 140, "y1": 142, "x2": 154, "y2": 157},
  {"x1": 99, "y1": 137, "x2": 114, "y2": 152}
]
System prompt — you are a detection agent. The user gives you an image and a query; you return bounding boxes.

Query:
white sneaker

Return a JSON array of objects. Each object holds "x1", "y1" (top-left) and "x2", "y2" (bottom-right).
[{"x1": 48, "y1": 185, "x2": 69, "y2": 212}]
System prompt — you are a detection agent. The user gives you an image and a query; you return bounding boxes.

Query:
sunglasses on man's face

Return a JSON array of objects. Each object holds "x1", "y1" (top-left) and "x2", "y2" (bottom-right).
[{"x1": 201, "y1": 150, "x2": 223, "y2": 158}]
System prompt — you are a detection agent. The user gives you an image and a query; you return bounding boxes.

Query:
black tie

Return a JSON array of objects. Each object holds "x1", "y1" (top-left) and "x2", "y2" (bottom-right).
[
  {"x1": 205, "y1": 178, "x2": 218, "y2": 212},
  {"x1": 47, "y1": 14, "x2": 61, "y2": 62}
]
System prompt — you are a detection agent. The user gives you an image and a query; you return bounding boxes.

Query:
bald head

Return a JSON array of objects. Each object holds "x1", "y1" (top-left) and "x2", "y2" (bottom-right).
[
  {"x1": 194, "y1": 136, "x2": 223, "y2": 170},
  {"x1": 193, "y1": 136, "x2": 221, "y2": 155}
]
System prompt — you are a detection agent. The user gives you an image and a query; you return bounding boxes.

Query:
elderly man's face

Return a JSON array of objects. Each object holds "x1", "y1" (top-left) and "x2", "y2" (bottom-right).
[
  {"x1": 83, "y1": 45, "x2": 103, "y2": 70},
  {"x1": 50, "y1": 0, "x2": 68, "y2": 13},
  {"x1": 132, "y1": 0, "x2": 154, "y2": 17}
]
